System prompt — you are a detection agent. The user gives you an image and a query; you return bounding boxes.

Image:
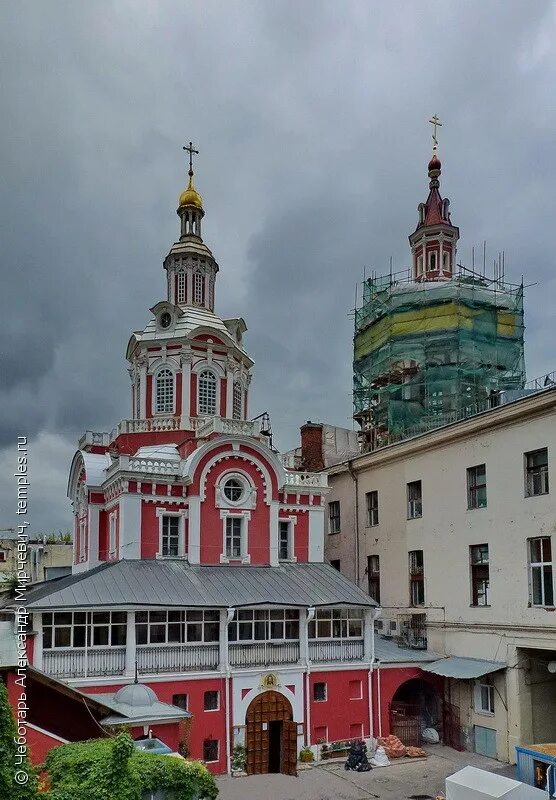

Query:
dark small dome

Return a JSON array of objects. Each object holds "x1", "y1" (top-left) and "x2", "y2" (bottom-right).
[{"x1": 428, "y1": 154, "x2": 441, "y2": 173}]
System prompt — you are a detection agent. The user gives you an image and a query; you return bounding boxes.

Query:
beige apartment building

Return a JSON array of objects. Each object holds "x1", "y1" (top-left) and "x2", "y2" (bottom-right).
[
  {"x1": 0, "y1": 534, "x2": 72, "y2": 584},
  {"x1": 320, "y1": 386, "x2": 556, "y2": 763}
]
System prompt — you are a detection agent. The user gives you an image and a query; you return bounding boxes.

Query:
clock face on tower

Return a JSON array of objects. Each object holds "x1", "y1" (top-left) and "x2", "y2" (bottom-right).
[{"x1": 160, "y1": 312, "x2": 172, "y2": 329}]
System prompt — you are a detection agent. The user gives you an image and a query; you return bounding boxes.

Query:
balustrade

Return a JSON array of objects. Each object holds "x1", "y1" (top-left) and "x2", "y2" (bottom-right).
[
  {"x1": 229, "y1": 640, "x2": 300, "y2": 668},
  {"x1": 43, "y1": 647, "x2": 126, "y2": 679},
  {"x1": 136, "y1": 643, "x2": 219, "y2": 674},
  {"x1": 308, "y1": 639, "x2": 364, "y2": 663}
]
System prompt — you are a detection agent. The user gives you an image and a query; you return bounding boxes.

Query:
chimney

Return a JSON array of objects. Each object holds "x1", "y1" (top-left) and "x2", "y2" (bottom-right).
[{"x1": 300, "y1": 421, "x2": 324, "y2": 472}]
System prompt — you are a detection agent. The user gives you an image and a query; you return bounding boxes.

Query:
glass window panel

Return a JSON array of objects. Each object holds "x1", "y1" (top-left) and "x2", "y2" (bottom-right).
[
  {"x1": 286, "y1": 610, "x2": 298, "y2": 621},
  {"x1": 93, "y1": 627, "x2": 109, "y2": 646},
  {"x1": 168, "y1": 624, "x2": 184, "y2": 642},
  {"x1": 54, "y1": 627, "x2": 71, "y2": 647},
  {"x1": 111, "y1": 625, "x2": 127, "y2": 646},
  {"x1": 544, "y1": 566, "x2": 554, "y2": 606},
  {"x1": 149, "y1": 611, "x2": 167, "y2": 623},
  {"x1": 254, "y1": 621, "x2": 267, "y2": 640},
  {"x1": 111, "y1": 612, "x2": 126, "y2": 624},
  {"x1": 204, "y1": 623, "x2": 220, "y2": 642},
  {"x1": 43, "y1": 628, "x2": 52, "y2": 649},
  {"x1": 238, "y1": 622, "x2": 252, "y2": 640},
  {"x1": 74, "y1": 612, "x2": 86, "y2": 624},
  {"x1": 187, "y1": 610, "x2": 203, "y2": 622},
  {"x1": 228, "y1": 622, "x2": 237, "y2": 642},
  {"x1": 136, "y1": 625, "x2": 148, "y2": 645},
  {"x1": 285, "y1": 621, "x2": 299, "y2": 639},
  {"x1": 150, "y1": 624, "x2": 167, "y2": 643},
  {"x1": 270, "y1": 609, "x2": 284, "y2": 620},
  {"x1": 54, "y1": 613, "x2": 72, "y2": 626},
  {"x1": 187, "y1": 623, "x2": 203, "y2": 642},
  {"x1": 308, "y1": 621, "x2": 316, "y2": 639},
  {"x1": 238, "y1": 610, "x2": 253, "y2": 621},
  {"x1": 532, "y1": 566, "x2": 543, "y2": 605},
  {"x1": 255, "y1": 610, "x2": 267, "y2": 621},
  {"x1": 136, "y1": 611, "x2": 148, "y2": 624},
  {"x1": 204, "y1": 610, "x2": 219, "y2": 622},
  {"x1": 543, "y1": 539, "x2": 552, "y2": 561},
  {"x1": 92, "y1": 612, "x2": 110, "y2": 624},
  {"x1": 43, "y1": 613, "x2": 53, "y2": 626},
  {"x1": 317, "y1": 620, "x2": 331, "y2": 638},
  {"x1": 270, "y1": 621, "x2": 284, "y2": 639},
  {"x1": 168, "y1": 610, "x2": 183, "y2": 622},
  {"x1": 73, "y1": 626, "x2": 86, "y2": 647}
]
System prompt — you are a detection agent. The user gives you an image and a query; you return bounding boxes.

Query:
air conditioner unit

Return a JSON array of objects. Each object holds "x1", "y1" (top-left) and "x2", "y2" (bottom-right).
[{"x1": 378, "y1": 618, "x2": 398, "y2": 638}]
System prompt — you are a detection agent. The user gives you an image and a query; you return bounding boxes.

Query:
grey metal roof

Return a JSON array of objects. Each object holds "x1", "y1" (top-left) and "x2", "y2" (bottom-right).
[
  {"x1": 88, "y1": 691, "x2": 190, "y2": 726},
  {"x1": 421, "y1": 656, "x2": 506, "y2": 679},
  {"x1": 374, "y1": 637, "x2": 442, "y2": 664},
  {"x1": 23, "y1": 560, "x2": 377, "y2": 610}
]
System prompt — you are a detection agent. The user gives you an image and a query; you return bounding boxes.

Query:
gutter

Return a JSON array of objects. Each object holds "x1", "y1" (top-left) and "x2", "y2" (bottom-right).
[{"x1": 347, "y1": 460, "x2": 360, "y2": 587}]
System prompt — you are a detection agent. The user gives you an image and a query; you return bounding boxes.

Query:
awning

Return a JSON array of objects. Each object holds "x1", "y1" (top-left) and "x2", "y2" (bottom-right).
[{"x1": 421, "y1": 656, "x2": 506, "y2": 679}]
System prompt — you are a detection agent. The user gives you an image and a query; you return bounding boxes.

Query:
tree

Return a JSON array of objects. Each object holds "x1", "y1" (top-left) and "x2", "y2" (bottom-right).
[{"x1": 0, "y1": 678, "x2": 39, "y2": 800}]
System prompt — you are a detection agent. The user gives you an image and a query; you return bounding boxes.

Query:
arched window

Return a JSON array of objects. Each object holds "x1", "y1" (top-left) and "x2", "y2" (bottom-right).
[
  {"x1": 198, "y1": 370, "x2": 217, "y2": 415},
  {"x1": 155, "y1": 369, "x2": 174, "y2": 414},
  {"x1": 193, "y1": 272, "x2": 204, "y2": 305},
  {"x1": 177, "y1": 270, "x2": 186, "y2": 303},
  {"x1": 443, "y1": 251, "x2": 450, "y2": 271},
  {"x1": 232, "y1": 382, "x2": 242, "y2": 420}
]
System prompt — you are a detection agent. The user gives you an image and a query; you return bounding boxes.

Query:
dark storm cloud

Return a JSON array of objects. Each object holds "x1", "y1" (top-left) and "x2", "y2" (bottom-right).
[{"x1": 1, "y1": 0, "x2": 555, "y2": 529}]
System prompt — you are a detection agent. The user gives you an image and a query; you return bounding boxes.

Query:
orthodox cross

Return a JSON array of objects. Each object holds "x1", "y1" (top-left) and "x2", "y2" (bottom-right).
[
  {"x1": 183, "y1": 141, "x2": 199, "y2": 176},
  {"x1": 429, "y1": 114, "x2": 442, "y2": 152}
]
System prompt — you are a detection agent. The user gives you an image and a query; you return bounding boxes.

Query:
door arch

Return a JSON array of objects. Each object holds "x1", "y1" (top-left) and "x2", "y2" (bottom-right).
[{"x1": 245, "y1": 690, "x2": 297, "y2": 776}]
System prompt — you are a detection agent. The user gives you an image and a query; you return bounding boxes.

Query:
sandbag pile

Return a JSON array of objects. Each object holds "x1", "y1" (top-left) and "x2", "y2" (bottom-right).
[
  {"x1": 376, "y1": 736, "x2": 427, "y2": 759},
  {"x1": 405, "y1": 745, "x2": 427, "y2": 758}
]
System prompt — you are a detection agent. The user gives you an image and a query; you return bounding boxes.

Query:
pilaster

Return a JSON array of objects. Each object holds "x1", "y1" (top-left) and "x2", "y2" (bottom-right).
[{"x1": 124, "y1": 611, "x2": 137, "y2": 677}]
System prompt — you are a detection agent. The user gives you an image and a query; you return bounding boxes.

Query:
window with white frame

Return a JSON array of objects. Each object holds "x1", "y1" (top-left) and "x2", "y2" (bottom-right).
[
  {"x1": 467, "y1": 464, "x2": 487, "y2": 509},
  {"x1": 108, "y1": 513, "x2": 117, "y2": 559},
  {"x1": 525, "y1": 448, "x2": 549, "y2": 497},
  {"x1": 177, "y1": 270, "x2": 186, "y2": 303},
  {"x1": 161, "y1": 514, "x2": 181, "y2": 557},
  {"x1": 308, "y1": 608, "x2": 363, "y2": 640},
  {"x1": 407, "y1": 480, "x2": 422, "y2": 519},
  {"x1": 528, "y1": 537, "x2": 554, "y2": 607},
  {"x1": 328, "y1": 501, "x2": 340, "y2": 534},
  {"x1": 203, "y1": 738, "x2": 219, "y2": 761},
  {"x1": 228, "y1": 609, "x2": 299, "y2": 642},
  {"x1": 470, "y1": 544, "x2": 490, "y2": 606},
  {"x1": 222, "y1": 476, "x2": 245, "y2": 503},
  {"x1": 198, "y1": 370, "x2": 217, "y2": 415},
  {"x1": 366, "y1": 491, "x2": 378, "y2": 527},
  {"x1": 409, "y1": 550, "x2": 425, "y2": 606},
  {"x1": 475, "y1": 680, "x2": 495, "y2": 715},
  {"x1": 136, "y1": 609, "x2": 220, "y2": 644},
  {"x1": 225, "y1": 516, "x2": 243, "y2": 558},
  {"x1": 42, "y1": 611, "x2": 127, "y2": 649},
  {"x1": 204, "y1": 691, "x2": 219, "y2": 711},
  {"x1": 279, "y1": 520, "x2": 292, "y2": 560},
  {"x1": 313, "y1": 682, "x2": 327, "y2": 702},
  {"x1": 232, "y1": 382, "x2": 242, "y2": 420},
  {"x1": 193, "y1": 272, "x2": 204, "y2": 304},
  {"x1": 155, "y1": 368, "x2": 174, "y2": 414}
]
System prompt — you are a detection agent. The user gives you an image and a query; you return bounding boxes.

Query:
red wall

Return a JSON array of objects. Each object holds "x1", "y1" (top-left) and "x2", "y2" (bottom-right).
[
  {"x1": 376, "y1": 666, "x2": 444, "y2": 738},
  {"x1": 309, "y1": 669, "x2": 370, "y2": 743},
  {"x1": 141, "y1": 501, "x2": 188, "y2": 558}
]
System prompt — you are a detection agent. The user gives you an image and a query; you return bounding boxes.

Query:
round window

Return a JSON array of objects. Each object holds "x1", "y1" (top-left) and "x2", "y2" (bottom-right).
[
  {"x1": 223, "y1": 477, "x2": 244, "y2": 503},
  {"x1": 160, "y1": 312, "x2": 172, "y2": 329}
]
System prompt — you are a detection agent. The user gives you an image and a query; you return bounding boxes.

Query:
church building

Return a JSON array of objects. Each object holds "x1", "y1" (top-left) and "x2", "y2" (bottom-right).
[{"x1": 20, "y1": 146, "x2": 393, "y2": 775}]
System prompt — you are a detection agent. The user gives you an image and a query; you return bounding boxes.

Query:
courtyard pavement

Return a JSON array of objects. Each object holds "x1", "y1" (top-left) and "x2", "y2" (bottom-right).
[{"x1": 215, "y1": 746, "x2": 516, "y2": 800}]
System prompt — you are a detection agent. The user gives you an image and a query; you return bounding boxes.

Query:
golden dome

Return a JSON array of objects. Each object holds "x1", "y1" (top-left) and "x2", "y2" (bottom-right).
[{"x1": 178, "y1": 175, "x2": 203, "y2": 210}]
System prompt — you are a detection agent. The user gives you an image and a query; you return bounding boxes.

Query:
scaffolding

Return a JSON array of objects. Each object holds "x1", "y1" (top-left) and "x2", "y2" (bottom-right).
[{"x1": 353, "y1": 266, "x2": 525, "y2": 449}]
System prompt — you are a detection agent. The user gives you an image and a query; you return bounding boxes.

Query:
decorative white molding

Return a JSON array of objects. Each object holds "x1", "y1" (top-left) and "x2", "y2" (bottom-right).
[{"x1": 219, "y1": 509, "x2": 251, "y2": 564}]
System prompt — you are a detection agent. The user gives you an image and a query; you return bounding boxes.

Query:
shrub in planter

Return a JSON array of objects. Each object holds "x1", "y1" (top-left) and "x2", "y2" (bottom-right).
[
  {"x1": 231, "y1": 745, "x2": 246, "y2": 773},
  {"x1": 299, "y1": 746, "x2": 314, "y2": 763}
]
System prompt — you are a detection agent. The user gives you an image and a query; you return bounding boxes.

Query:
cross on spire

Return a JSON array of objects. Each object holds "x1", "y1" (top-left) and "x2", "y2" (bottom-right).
[
  {"x1": 183, "y1": 141, "x2": 199, "y2": 177},
  {"x1": 429, "y1": 114, "x2": 442, "y2": 153}
]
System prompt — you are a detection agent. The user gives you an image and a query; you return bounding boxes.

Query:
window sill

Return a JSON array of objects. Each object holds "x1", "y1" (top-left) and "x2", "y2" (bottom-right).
[
  {"x1": 156, "y1": 553, "x2": 188, "y2": 560},
  {"x1": 525, "y1": 493, "x2": 549, "y2": 499},
  {"x1": 278, "y1": 556, "x2": 297, "y2": 563},
  {"x1": 328, "y1": 531, "x2": 341, "y2": 536},
  {"x1": 529, "y1": 605, "x2": 556, "y2": 611},
  {"x1": 470, "y1": 604, "x2": 491, "y2": 608},
  {"x1": 474, "y1": 710, "x2": 495, "y2": 718},
  {"x1": 407, "y1": 517, "x2": 423, "y2": 522},
  {"x1": 220, "y1": 554, "x2": 251, "y2": 565},
  {"x1": 204, "y1": 708, "x2": 220, "y2": 713}
]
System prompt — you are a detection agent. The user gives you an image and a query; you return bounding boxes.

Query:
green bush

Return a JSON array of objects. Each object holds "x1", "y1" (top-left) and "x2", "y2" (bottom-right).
[
  {"x1": 0, "y1": 678, "x2": 39, "y2": 800},
  {"x1": 45, "y1": 732, "x2": 218, "y2": 800}
]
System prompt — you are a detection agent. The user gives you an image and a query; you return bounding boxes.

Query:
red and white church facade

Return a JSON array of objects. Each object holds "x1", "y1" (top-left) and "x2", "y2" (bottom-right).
[{"x1": 21, "y1": 156, "x2": 442, "y2": 774}]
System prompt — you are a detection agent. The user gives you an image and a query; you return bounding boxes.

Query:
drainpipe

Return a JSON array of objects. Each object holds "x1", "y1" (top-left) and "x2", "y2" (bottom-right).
[
  {"x1": 347, "y1": 461, "x2": 360, "y2": 587},
  {"x1": 305, "y1": 607, "x2": 315, "y2": 748},
  {"x1": 376, "y1": 660, "x2": 383, "y2": 738},
  {"x1": 367, "y1": 606, "x2": 382, "y2": 741},
  {"x1": 225, "y1": 607, "x2": 235, "y2": 775}
]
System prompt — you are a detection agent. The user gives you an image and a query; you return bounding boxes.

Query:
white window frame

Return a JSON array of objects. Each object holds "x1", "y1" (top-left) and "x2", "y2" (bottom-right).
[
  {"x1": 232, "y1": 381, "x2": 243, "y2": 420},
  {"x1": 204, "y1": 690, "x2": 220, "y2": 712},
  {"x1": 108, "y1": 512, "x2": 118, "y2": 559},
  {"x1": 525, "y1": 448, "x2": 549, "y2": 497},
  {"x1": 407, "y1": 480, "x2": 423, "y2": 520},
  {"x1": 153, "y1": 367, "x2": 175, "y2": 415},
  {"x1": 203, "y1": 738, "x2": 219, "y2": 763},
  {"x1": 475, "y1": 681, "x2": 495, "y2": 715},
  {"x1": 220, "y1": 510, "x2": 251, "y2": 564},
  {"x1": 193, "y1": 271, "x2": 204, "y2": 305},
  {"x1": 278, "y1": 517, "x2": 296, "y2": 562},
  {"x1": 328, "y1": 501, "x2": 341, "y2": 534},
  {"x1": 198, "y1": 369, "x2": 218, "y2": 416},
  {"x1": 156, "y1": 509, "x2": 187, "y2": 558},
  {"x1": 177, "y1": 270, "x2": 186, "y2": 303},
  {"x1": 528, "y1": 536, "x2": 554, "y2": 607},
  {"x1": 215, "y1": 471, "x2": 256, "y2": 510},
  {"x1": 366, "y1": 491, "x2": 379, "y2": 527},
  {"x1": 442, "y1": 250, "x2": 450, "y2": 271}
]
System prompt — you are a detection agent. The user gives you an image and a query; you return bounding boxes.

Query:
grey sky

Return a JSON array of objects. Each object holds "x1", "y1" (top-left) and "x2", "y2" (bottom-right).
[{"x1": 1, "y1": 1, "x2": 555, "y2": 532}]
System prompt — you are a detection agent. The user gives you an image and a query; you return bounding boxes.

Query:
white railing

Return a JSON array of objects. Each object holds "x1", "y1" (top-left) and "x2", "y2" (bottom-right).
[
  {"x1": 283, "y1": 471, "x2": 328, "y2": 489},
  {"x1": 136, "y1": 643, "x2": 219, "y2": 674},
  {"x1": 78, "y1": 431, "x2": 111, "y2": 449},
  {"x1": 308, "y1": 639, "x2": 364, "y2": 663},
  {"x1": 127, "y1": 456, "x2": 179, "y2": 475},
  {"x1": 43, "y1": 647, "x2": 126, "y2": 678},
  {"x1": 229, "y1": 641, "x2": 300, "y2": 667},
  {"x1": 195, "y1": 417, "x2": 262, "y2": 439},
  {"x1": 111, "y1": 416, "x2": 191, "y2": 439}
]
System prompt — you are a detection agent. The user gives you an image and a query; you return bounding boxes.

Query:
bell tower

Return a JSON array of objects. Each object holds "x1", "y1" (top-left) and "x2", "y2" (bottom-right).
[{"x1": 408, "y1": 115, "x2": 459, "y2": 282}]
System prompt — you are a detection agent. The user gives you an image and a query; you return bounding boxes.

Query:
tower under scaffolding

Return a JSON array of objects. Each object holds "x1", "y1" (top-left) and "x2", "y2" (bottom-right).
[{"x1": 353, "y1": 265, "x2": 525, "y2": 451}]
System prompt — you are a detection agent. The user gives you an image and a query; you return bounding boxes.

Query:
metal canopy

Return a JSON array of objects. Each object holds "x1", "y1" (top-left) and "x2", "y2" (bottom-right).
[
  {"x1": 421, "y1": 656, "x2": 506, "y2": 679},
  {"x1": 22, "y1": 560, "x2": 378, "y2": 611}
]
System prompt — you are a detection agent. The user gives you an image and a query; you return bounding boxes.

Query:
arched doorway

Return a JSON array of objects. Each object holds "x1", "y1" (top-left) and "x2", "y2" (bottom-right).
[
  {"x1": 245, "y1": 691, "x2": 297, "y2": 776},
  {"x1": 390, "y1": 678, "x2": 441, "y2": 746}
]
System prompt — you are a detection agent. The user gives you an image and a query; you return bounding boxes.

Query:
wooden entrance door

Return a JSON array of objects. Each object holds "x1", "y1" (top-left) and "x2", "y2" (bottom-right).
[{"x1": 246, "y1": 691, "x2": 297, "y2": 776}]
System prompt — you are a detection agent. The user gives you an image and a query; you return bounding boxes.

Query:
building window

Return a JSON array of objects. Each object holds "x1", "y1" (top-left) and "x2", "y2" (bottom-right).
[
  {"x1": 330, "y1": 559, "x2": 341, "y2": 571},
  {"x1": 528, "y1": 537, "x2": 554, "y2": 607},
  {"x1": 308, "y1": 608, "x2": 363, "y2": 640},
  {"x1": 279, "y1": 520, "x2": 291, "y2": 560},
  {"x1": 328, "y1": 501, "x2": 341, "y2": 534},
  {"x1": 136, "y1": 609, "x2": 219, "y2": 644},
  {"x1": 367, "y1": 555, "x2": 380, "y2": 604},
  {"x1": 204, "y1": 691, "x2": 219, "y2": 711},
  {"x1": 172, "y1": 693, "x2": 188, "y2": 711},
  {"x1": 525, "y1": 448, "x2": 549, "y2": 497},
  {"x1": 443, "y1": 251, "x2": 450, "y2": 271},
  {"x1": 228, "y1": 609, "x2": 299, "y2": 642},
  {"x1": 349, "y1": 680, "x2": 362, "y2": 700},
  {"x1": 108, "y1": 513, "x2": 117, "y2": 559},
  {"x1": 407, "y1": 481, "x2": 422, "y2": 519},
  {"x1": 429, "y1": 251, "x2": 437, "y2": 271},
  {"x1": 409, "y1": 550, "x2": 425, "y2": 606},
  {"x1": 42, "y1": 611, "x2": 127, "y2": 649},
  {"x1": 203, "y1": 739, "x2": 219, "y2": 762},
  {"x1": 467, "y1": 464, "x2": 487, "y2": 509},
  {"x1": 155, "y1": 368, "x2": 174, "y2": 414},
  {"x1": 430, "y1": 389, "x2": 443, "y2": 415},
  {"x1": 366, "y1": 491, "x2": 379, "y2": 527},
  {"x1": 223, "y1": 477, "x2": 244, "y2": 503},
  {"x1": 313, "y1": 682, "x2": 327, "y2": 702},
  {"x1": 193, "y1": 272, "x2": 204, "y2": 305},
  {"x1": 161, "y1": 514, "x2": 181, "y2": 557},
  {"x1": 0, "y1": 550, "x2": 6, "y2": 563},
  {"x1": 177, "y1": 270, "x2": 186, "y2": 303},
  {"x1": 232, "y1": 382, "x2": 242, "y2": 420},
  {"x1": 475, "y1": 681, "x2": 495, "y2": 715},
  {"x1": 470, "y1": 544, "x2": 490, "y2": 606},
  {"x1": 198, "y1": 370, "x2": 217, "y2": 415},
  {"x1": 225, "y1": 516, "x2": 243, "y2": 558}
]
